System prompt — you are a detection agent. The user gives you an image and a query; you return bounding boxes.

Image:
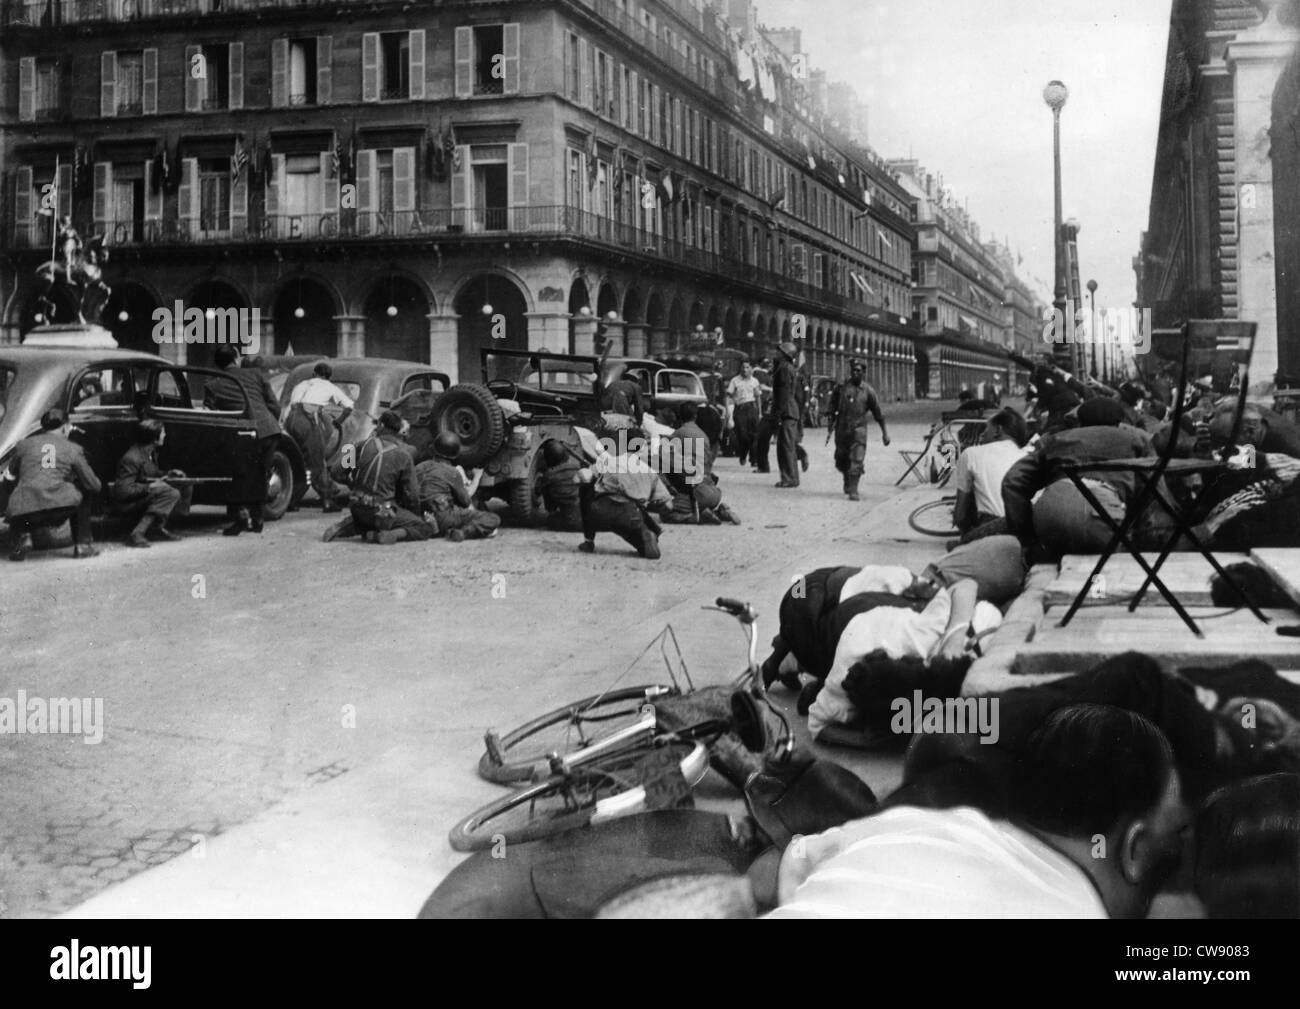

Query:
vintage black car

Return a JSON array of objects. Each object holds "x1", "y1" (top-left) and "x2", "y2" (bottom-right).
[{"x1": 0, "y1": 333, "x2": 306, "y2": 521}]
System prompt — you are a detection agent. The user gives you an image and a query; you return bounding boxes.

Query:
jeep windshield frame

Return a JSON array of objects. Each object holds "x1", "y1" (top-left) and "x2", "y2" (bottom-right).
[{"x1": 481, "y1": 349, "x2": 601, "y2": 398}]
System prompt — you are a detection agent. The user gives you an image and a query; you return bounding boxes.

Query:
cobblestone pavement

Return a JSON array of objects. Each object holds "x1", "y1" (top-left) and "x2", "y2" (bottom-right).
[{"x1": 1, "y1": 400, "x2": 961, "y2": 917}]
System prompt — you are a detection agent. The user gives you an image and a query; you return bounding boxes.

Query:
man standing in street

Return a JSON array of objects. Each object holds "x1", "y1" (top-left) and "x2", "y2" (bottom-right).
[
  {"x1": 282, "y1": 361, "x2": 354, "y2": 512},
  {"x1": 205, "y1": 345, "x2": 283, "y2": 536},
  {"x1": 773, "y1": 341, "x2": 802, "y2": 488},
  {"x1": 726, "y1": 361, "x2": 762, "y2": 466},
  {"x1": 829, "y1": 359, "x2": 890, "y2": 501}
]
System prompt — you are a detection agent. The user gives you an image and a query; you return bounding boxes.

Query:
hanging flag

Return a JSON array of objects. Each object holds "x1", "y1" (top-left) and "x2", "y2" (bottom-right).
[
  {"x1": 151, "y1": 150, "x2": 165, "y2": 193},
  {"x1": 661, "y1": 172, "x2": 674, "y2": 204},
  {"x1": 257, "y1": 136, "x2": 272, "y2": 182},
  {"x1": 586, "y1": 134, "x2": 599, "y2": 187},
  {"x1": 807, "y1": 153, "x2": 816, "y2": 171},
  {"x1": 349, "y1": 125, "x2": 359, "y2": 178},
  {"x1": 862, "y1": 187, "x2": 872, "y2": 207},
  {"x1": 231, "y1": 136, "x2": 249, "y2": 182},
  {"x1": 768, "y1": 188, "x2": 786, "y2": 211},
  {"x1": 331, "y1": 134, "x2": 340, "y2": 178}
]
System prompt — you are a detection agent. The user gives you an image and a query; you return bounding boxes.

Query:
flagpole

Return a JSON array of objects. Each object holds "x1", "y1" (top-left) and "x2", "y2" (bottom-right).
[{"x1": 51, "y1": 154, "x2": 60, "y2": 267}]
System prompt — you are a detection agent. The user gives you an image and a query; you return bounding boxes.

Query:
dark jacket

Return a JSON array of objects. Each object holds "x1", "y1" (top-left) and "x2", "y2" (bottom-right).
[
  {"x1": 205, "y1": 364, "x2": 282, "y2": 440},
  {"x1": 352, "y1": 432, "x2": 418, "y2": 508},
  {"x1": 830, "y1": 380, "x2": 883, "y2": 436},
  {"x1": 1002, "y1": 426, "x2": 1155, "y2": 537},
  {"x1": 414, "y1": 458, "x2": 471, "y2": 512},
  {"x1": 4, "y1": 431, "x2": 101, "y2": 518},
  {"x1": 112, "y1": 443, "x2": 164, "y2": 503},
  {"x1": 602, "y1": 377, "x2": 644, "y2": 424},
  {"x1": 772, "y1": 360, "x2": 801, "y2": 421}
]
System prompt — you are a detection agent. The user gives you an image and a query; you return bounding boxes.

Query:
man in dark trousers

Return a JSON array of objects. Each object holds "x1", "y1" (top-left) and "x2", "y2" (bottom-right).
[
  {"x1": 772, "y1": 341, "x2": 802, "y2": 488},
  {"x1": 726, "y1": 361, "x2": 763, "y2": 466},
  {"x1": 414, "y1": 432, "x2": 501, "y2": 541},
  {"x1": 4, "y1": 408, "x2": 102, "y2": 560},
  {"x1": 112, "y1": 417, "x2": 185, "y2": 548},
  {"x1": 829, "y1": 359, "x2": 890, "y2": 501},
  {"x1": 346, "y1": 410, "x2": 436, "y2": 545},
  {"x1": 205, "y1": 345, "x2": 283, "y2": 536}
]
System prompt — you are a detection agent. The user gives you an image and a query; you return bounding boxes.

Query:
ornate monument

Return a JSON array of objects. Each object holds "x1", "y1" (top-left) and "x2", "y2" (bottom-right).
[{"x1": 34, "y1": 217, "x2": 112, "y2": 327}]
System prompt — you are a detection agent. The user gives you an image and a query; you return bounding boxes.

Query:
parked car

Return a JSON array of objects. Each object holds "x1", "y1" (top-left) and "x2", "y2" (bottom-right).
[
  {"x1": 0, "y1": 333, "x2": 306, "y2": 522},
  {"x1": 278, "y1": 357, "x2": 451, "y2": 507}
]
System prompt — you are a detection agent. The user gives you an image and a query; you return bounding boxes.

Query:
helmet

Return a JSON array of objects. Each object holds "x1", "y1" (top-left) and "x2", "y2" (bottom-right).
[
  {"x1": 433, "y1": 432, "x2": 462, "y2": 459},
  {"x1": 777, "y1": 341, "x2": 798, "y2": 360}
]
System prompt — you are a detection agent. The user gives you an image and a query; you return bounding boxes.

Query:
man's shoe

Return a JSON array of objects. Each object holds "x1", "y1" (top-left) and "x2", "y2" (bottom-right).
[
  {"x1": 847, "y1": 491, "x2": 860, "y2": 501},
  {"x1": 249, "y1": 519, "x2": 265, "y2": 534},
  {"x1": 800, "y1": 455, "x2": 810, "y2": 473},
  {"x1": 699, "y1": 510, "x2": 722, "y2": 525},
  {"x1": 640, "y1": 529, "x2": 661, "y2": 560},
  {"x1": 73, "y1": 543, "x2": 99, "y2": 559},
  {"x1": 447, "y1": 528, "x2": 465, "y2": 542},
  {"x1": 775, "y1": 480, "x2": 796, "y2": 489},
  {"x1": 127, "y1": 533, "x2": 152, "y2": 549},
  {"x1": 578, "y1": 539, "x2": 595, "y2": 553},
  {"x1": 152, "y1": 527, "x2": 183, "y2": 542},
  {"x1": 222, "y1": 520, "x2": 246, "y2": 537},
  {"x1": 9, "y1": 534, "x2": 31, "y2": 562},
  {"x1": 719, "y1": 505, "x2": 742, "y2": 526}
]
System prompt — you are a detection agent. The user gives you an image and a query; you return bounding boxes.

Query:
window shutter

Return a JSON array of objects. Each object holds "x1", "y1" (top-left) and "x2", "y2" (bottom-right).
[
  {"x1": 320, "y1": 151, "x2": 339, "y2": 231},
  {"x1": 101, "y1": 51, "x2": 117, "y2": 118},
  {"x1": 229, "y1": 43, "x2": 243, "y2": 109},
  {"x1": 316, "y1": 36, "x2": 332, "y2": 104},
  {"x1": 58, "y1": 163, "x2": 73, "y2": 219},
  {"x1": 454, "y1": 26, "x2": 472, "y2": 98},
  {"x1": 271, "y1": 38, "x2": 288, "y2": 107},
  {"x1": 143, "y1": 158, "x2": 160, "y2": 232},
  {"x1": 508, "y1": 143, "x2": 528, "y2": 229},
  {"x1": 93, "y1": 162, "x2": 112, "y2": 234},
  {"x1": 394, "y1": 147, "x2": 415, "y2": 236},
  {"x1": 812, "y1": 252, "x2": 825, "y2": 287},
  {"x1": 141, "y1": 48, "x2": 157, "y2": 114},
  {"x1": 408, "y1": 29, "x2": 425, "y2": 100},
  {"x1": 362, "y1": 33, "x2": 379, "y2": 102},
  {"x1": 179, "y1": 158, "x2": 198, "y2": 236},
  {"x1": 263, "y1": 153, "x2": 284, "y2": 239},
  {"x1": 184, "y1": 45, "x2": 201, "y2": 112},
  {"x1": 14, "y1": 167, "x2": 32, "y2": 246},
  {"x1": 450, "y1": 145, "x2": 468, "y2": 227},
  {"x1": 578, "y1": 38, "x2": 590, "y2": 109},
  {"x1": 791, "y1": 242, "x2": 805, "y2": 279},
  {"x1": 628, "y1": 70, "x2": 637, "y2": 133},
  {"x1": 649, "y1": 84, "x2": 658, "y2": 144},
  {"x1": 19, "y1": 57, "x2": 35, "y2": 122},
  {"x1": 231, "y1": 164, "x2": 247, "y2": 238},
  {"x1": 503, "y1": 23, "x2": 520, "y2": 95},
  {"x1": 610, "y1": 60, "x2": 621, "y2": 120},
  {"x1": 355, "y1": 149, "x2": 375, "y2": 235}
]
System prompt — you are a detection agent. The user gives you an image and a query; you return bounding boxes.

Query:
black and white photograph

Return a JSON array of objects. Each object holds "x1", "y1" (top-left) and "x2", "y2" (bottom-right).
[{"x1": 1, "y1": 0, "x2": 1298, "y2": 942}]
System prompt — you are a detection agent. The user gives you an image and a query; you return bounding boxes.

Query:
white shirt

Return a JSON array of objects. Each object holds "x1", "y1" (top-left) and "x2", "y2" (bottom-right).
[
  {"x1": 727, "y1": 375, "x2": 762, "y2": 406},
  {"x1": 836, "y1": 565, "x2": 915, "y2": 604},
  {"x1": 766, "y1": 805, "x2": 1108, "y2": 919},
  {"x1": 954, "y1": 440, "x2": 1027, "y2": 518},
  {"x1": 289, "y1": 377, "x2": 354, "y2": 408},
  {"x1": 807, "y1": 591, "x2": 1002, "y2": 739}
]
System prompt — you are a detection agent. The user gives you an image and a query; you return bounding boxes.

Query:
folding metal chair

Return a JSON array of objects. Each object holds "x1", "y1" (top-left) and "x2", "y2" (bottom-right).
[{"x1": 1055, "y1": 320, "x2": 1270, "y2": 636}]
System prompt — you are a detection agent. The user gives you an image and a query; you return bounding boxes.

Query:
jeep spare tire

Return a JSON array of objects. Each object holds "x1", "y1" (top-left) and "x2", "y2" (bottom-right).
[{"x1": 430, "y1": 384, "x2": 506, "y2": 467}]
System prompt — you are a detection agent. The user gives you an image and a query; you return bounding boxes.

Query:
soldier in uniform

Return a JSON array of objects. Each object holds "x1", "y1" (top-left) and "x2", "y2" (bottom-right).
[
  {"x1": 772, "y1": 341, "x2": 802, "y2": 488},
  {"x1": 414, "y1": 432, "x2": 501, "y2": 541},
  {"x1": 4, "y1": 408, "x2": 102, "y2": 561},
  {"x1": 829, "y1": 359, "x2": 890, "y2": 501},
  {"x1": 345, "y1": 411, "x2": 436, "y2": 545}
]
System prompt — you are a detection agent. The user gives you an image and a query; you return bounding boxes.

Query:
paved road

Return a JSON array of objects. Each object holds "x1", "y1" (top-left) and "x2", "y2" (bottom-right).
[{"x1": 1, "y1": 398, "x2": 972, "y2": 917}]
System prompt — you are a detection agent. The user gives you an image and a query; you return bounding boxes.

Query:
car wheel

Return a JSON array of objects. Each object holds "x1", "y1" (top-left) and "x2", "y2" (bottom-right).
[
  {"x1": 506, "y1": 454, "x2": 542, "y2": 525},
  {"x1": 264, "y1": 448, "x2": 295, "y2": 521},
  {"x1": 429, "y1": 384, "x2": 506, "y2": 468}
]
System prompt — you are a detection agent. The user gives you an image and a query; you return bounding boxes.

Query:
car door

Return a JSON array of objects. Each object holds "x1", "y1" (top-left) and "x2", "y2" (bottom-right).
[
  {"x1": 147, "y1": 365, "x2": 260, "y2": 503},
  {"x1": 66, "y1": 362, "x2": 151, "y2": 488}
]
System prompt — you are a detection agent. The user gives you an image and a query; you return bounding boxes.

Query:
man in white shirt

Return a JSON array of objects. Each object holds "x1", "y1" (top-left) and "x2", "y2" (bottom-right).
[
  {"x1": 768, "y1": 704, "x2": 1189, "y2": 918},
  {"x1": 952, "y1": 407, "x2": 1030, "y2": 537},
  {"x1": 726, "y1": 362, "x2": 763, "y2": 466},
  {"x1": 283, "y1": 361, "x2": 355, "y2": 510}
]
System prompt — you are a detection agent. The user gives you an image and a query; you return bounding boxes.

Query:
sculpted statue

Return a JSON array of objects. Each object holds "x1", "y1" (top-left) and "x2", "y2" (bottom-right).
[{"x1": 35, "y1": 218, "x2": 112, "y2": 326}]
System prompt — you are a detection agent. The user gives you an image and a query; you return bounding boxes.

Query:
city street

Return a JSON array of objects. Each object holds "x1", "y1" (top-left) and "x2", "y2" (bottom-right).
[{"x1": 1, "y1": 404, "x2": 950, "y2": 918}]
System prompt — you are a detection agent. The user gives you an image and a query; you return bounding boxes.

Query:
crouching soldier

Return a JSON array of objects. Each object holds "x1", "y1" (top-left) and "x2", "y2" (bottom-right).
[
  {"x1": 576, "y1": 443, "x2": 672, "y2": 559},
  {"x1": 4, "y1": 408, "x2": 102, "y2": 560},
  {"x1": 113, "y1": 418, "x2": 186, "y2": 547},
  {"x1": 346, "y1": 410, "x2": 436, "y2": 545},
  {"x1": 538, "y1": 439, "x2": 584, "y2": 531},
  {"x1": 661, "y1": 403, "x2": 740, "y2": 525},
  {"x1": 415, "y1": 433, "x2": 501, "y2": 541}
]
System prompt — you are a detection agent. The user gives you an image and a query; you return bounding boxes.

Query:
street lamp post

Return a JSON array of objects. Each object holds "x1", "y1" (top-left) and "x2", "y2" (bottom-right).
[
  {"x1": 1087, "y1": 278, "x2": 1099, "y2": 380},
  {"x1": 1043, "y1": 80, "x2": 1070, "y2": 371}
]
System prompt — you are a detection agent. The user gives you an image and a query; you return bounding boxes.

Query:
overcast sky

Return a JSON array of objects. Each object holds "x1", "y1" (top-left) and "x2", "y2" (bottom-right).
[{"x1": 751, "y1": 0, "x2": 1173, "y2": 310}]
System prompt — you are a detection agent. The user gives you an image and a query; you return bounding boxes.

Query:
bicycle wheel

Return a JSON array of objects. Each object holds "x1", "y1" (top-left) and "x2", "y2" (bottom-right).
[
  {"x1": 908, "y1": 497, "x2": 959, "y2": 537},
  {"x1": 450, "y1": 741, "x2": 710, "y2": 852},
  {"x1": 479, "y1": 684, "x2": 679, "y2": 785}
]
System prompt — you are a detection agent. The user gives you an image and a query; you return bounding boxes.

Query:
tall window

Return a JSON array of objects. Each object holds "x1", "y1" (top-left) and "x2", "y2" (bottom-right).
[
  {"x1": 35, "y1": 60, "x2": 60, "y2": 117},
  {"x1": 199, "y1": 158, "x2": 231, "y2": 235},
  {"x1": 569, "y1": 35, "x2": 582, "y2": 101},
  {"x1": 117, "y1": 51, "x2": 143, "y2": 114},
  {"x1": 288, "y1": 39, "x2": 317, "y2": 105},
  {"x1": 283, "y1": 153, "x2": 323, "y2": 223},
  {"x1": 595, "y1": 50, "x2": 609, "y2": 115},
  {"x1": 380, "y1": 31, "x2": 411, "y2": 99},
  {"x1": 473, "y1": 25, "x2": 505, "y2": 95},
  {"x1": 198, "y1": 44, "x2": 230, "y2": 109}
]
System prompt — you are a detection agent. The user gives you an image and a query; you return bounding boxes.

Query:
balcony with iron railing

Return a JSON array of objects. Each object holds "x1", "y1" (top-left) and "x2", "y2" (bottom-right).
[
  {"x1": 4, "y1": 0, "x2": 373, "y2": 27},
  {"x1": 10, "y1": 204, "x2": 911, "y2": 329}
]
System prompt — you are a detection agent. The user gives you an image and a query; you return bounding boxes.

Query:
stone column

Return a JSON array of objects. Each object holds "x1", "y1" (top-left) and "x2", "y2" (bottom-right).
[
  {"x1": 624, "y1": 323, "x2": 649, "y2": 357},
  {"x1": 571, "y1": 314, "x2": 598, "y2": 356},
  {"x1": 928, "y1": 347, "x2": 943, "y2": 399},
  {"x1": 428, "y1": 311, "x2": 460, "y2": 381},
  {"x1": 335, "y1": 315, "x2": 366, "y2": 358},
  {"x1": 525, "y1": 311, "x2": 571, "y2": 353},
  {"x1": 599, "y1": 318, "x2": 626, "y2": 356},
  {"x1": 1226, "y1": 4, "x2": 1300, "y2": 389}
]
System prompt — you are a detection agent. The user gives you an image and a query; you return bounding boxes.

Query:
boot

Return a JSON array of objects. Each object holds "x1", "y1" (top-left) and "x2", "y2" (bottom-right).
[
  {"x1": 223, "y1": 507, "x2": 250, "y2": 536},
  {"x1": 73, "y1": 541, "x2": 99, "y2": 559},
  {"x1": 151, "y1": 516, "x2": 183, "y2": 542},
  {"x1": 9, "y1": 532, "x2": 32, "y2": 562},
  {"x1": 374, "y1": 528, "x2": 408, "y2": 545},
  {"x1": 847, "y1": 477, "x2": 861, "y2": 502},
  {"x1": 128, "y1": 514, "x2": 153, "y2": 548}
]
